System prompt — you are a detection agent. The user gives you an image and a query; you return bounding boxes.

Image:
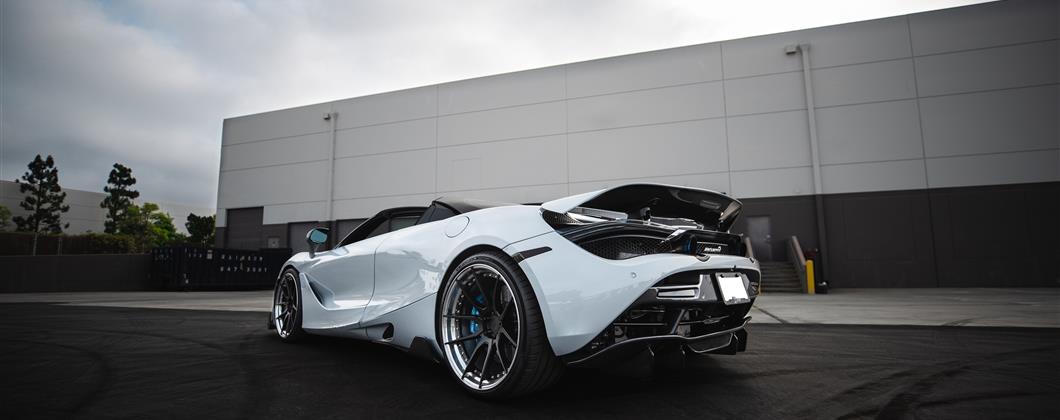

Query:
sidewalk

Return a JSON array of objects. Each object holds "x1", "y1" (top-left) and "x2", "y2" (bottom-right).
[{"x1": 750, "y1": 288, "x2": 1060, "y2": 328}]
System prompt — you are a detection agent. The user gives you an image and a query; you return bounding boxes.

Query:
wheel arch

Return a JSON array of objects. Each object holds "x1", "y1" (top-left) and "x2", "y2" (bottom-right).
[{"x1": 434, "y1": 243, "x2": 550, "y2": 340}]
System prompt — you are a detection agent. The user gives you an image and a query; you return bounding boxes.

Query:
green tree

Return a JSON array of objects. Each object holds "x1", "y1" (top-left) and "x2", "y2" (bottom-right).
[
  {"x1": 185, "y1": 213, "x2": 216, "y2": 247},
  {"x1": 13, "y1": 154, "x2": 70, "y2": 234},
  {"x1": 0, "y1": 205, "x2": 11, "y2": 231},
  {"x1": 119, "y1": 202, "x2": 184, "y2": 250},
  {"x1": 101, "y1": 163, "x2": 139, "y2": 234}
]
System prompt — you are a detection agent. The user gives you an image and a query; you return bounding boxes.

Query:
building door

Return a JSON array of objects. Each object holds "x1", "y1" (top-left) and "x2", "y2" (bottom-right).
[
  {"x1": 226, "y1": 207, "x2": 264, "y2": 250},
  {"x1": 746, "y1": 216, "x2": 773, "y2": 261}
]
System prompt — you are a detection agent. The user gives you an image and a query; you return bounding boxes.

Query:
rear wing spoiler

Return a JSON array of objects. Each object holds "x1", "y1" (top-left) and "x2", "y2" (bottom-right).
[{"x1": 541, "y1": 183, "x2": 742, "y2": 232}]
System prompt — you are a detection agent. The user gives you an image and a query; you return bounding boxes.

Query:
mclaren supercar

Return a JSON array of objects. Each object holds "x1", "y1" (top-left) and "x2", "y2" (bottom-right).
[{"x1": 270, "y1": 183, "x2": 759, "y2": 398}]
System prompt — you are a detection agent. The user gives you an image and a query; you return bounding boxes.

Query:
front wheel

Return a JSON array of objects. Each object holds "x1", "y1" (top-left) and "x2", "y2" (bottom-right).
[
  {"x1": 273, "y1": 268, "x2": 306, "y2": 342},
  {"x1": 437, "y1": 251, "x2": 563, "y2": 398}
]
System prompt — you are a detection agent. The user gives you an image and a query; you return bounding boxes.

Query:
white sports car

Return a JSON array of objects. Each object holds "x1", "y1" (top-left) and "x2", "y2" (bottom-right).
[{"x1": 270, "y1": 183, "x2": 759, "y2": 398}]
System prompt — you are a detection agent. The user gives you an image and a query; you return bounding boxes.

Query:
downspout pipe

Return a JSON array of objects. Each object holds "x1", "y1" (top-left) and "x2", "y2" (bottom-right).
[
  {"x1": 324, "y1": 111, "x2": 338, "y2": 244},
  {"x1": 788, "y1": 43, "x2": 829, "y2": 287}
]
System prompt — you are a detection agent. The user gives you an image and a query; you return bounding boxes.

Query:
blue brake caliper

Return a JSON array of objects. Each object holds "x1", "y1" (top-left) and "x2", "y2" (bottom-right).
[{"x1": 469, "y1": 294, "x2": 485, "y2": 334}]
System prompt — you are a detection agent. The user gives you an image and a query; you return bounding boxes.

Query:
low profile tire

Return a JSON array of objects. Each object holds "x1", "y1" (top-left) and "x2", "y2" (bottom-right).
[
  {"x1": 273, "y1": 268, "x2": 306, "y2": 342},
  {"x1": 437, "y1": 250, "x2": 563, "y2": 398}
]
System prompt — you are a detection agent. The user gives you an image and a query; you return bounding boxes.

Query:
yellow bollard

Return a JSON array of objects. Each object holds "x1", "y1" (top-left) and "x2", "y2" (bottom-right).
[{"x1": 806, "y1": 260, "x2": 816, "y2": 295}]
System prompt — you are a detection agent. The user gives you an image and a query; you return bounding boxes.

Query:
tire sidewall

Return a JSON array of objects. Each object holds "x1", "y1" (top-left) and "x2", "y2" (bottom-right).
[{"x1": 274, "y1": 268, "x2": 304, "y2": 341}]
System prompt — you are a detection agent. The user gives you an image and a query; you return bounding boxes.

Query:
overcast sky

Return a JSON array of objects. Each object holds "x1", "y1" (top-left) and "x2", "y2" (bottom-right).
[{"x1": 1, "y1": 0, "x2": 986, "y2": 210}]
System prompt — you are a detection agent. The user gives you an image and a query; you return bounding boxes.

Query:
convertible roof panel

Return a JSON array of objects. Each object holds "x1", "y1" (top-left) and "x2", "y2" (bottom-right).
[{"x1": 433, "y1": 197, "x2": 513, "y2": 214}]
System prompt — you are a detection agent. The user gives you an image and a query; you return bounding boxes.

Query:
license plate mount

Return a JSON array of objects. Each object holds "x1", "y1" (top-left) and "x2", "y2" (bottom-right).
[{"x1": 716, "y1": 273, "x2": 750, "y2": 305}]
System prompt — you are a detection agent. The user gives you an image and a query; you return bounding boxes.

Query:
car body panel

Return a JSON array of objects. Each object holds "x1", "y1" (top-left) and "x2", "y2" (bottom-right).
[
  {"x1": 504, "y1": 231, "x2": 758, "y2": 355},
  {"x1": 285, "y1": 205, "x2": 554, "y2": 339}
]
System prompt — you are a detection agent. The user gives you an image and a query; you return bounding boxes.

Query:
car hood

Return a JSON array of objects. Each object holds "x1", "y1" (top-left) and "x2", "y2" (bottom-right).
[{"x1": 541, "y1": 183, "x2": 742, "y2": 232}]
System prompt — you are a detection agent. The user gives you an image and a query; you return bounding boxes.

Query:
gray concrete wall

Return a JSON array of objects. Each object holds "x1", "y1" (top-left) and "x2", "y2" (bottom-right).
[
  {"x1": 217, "y1": 0, "x2": 1058, "y2": 229},
  {"x1": 0, "y1": 254, "x2": 155, "y2": 292}
]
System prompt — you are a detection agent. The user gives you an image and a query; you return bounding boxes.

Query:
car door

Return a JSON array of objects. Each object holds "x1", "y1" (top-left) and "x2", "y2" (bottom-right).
[{"x1": 302, "y1": 233, "x2": 388, "y2": 327}]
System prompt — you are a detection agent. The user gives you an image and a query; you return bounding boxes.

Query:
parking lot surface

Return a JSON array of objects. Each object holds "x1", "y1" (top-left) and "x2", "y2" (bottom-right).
[{"x1": 2, "y1": 302, "x2": 1057, "y2": 419}]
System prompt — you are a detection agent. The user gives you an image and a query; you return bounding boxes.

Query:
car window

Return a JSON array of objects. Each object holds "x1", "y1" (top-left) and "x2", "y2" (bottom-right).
[
  {"x1": 365, "y1": 220, "x2": 391, "y2": 239},
  {"x1": 426, "y1": 205, "x2": 456, "y2": 222},
  {"x1": 390, "y1": 215, "x2": 419, "y2": 231}
]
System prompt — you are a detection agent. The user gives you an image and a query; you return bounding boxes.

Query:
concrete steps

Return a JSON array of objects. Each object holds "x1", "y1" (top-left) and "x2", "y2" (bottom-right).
[{"x1": 758, "y1": 261, "x2": 803, "y2": 293}]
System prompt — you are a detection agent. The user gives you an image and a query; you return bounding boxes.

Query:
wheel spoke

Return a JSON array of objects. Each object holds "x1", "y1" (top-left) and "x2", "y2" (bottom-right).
[
  {"x1": 496, "y1": 297, "x2": 513, "y2": 320},
  {"x1": 445, "y1": 330, "x2": 482, "y2": 346},
  {"x1": 493, "y1": 341, "x2": 509, "y2": 374},
  {"x1": 478, "y1": 340, "x2": 494, "y2": 388},
  {"x1": 499, "y1": 329, "x2": 517, "y2": 348},
  {"x1": 461, "y1": 339, "x2": 488, "y2": 379}
]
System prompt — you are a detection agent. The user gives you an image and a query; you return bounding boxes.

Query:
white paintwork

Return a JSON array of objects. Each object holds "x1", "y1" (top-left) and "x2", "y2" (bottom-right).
[
  {"x1": 506, "y1": 232, "x2": 757, "y2": 355},
  {"x1": 284, "y1": 184, "x2": 757, "y2": 357},
  {"x1": 218, "y1": 0, "x2": 1059, "y2": 223}
]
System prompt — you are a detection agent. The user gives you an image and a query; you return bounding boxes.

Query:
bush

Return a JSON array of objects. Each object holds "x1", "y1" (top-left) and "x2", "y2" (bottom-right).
[{"x1": 64, "y1": 232, "x2": 139, "y2": 254}]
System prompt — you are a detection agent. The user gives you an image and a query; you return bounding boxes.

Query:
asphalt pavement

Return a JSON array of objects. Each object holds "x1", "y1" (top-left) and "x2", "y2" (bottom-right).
[{"x1": 2, "y1": 302, "x2": 1057, "y2": 419}]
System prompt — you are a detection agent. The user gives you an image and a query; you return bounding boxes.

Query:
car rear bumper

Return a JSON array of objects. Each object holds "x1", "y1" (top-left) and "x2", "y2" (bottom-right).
[{"x1": 504, "y1": 231, "x2": 759, "y2": 357}]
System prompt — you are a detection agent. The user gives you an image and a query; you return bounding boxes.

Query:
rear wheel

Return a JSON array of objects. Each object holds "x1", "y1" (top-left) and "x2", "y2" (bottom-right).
[
  {"x1": 273, "y1": 269, "x2": 305, "y2": 342},
  {"x1": 437, "y1": 251, "x2": 563, "y2": 398}
]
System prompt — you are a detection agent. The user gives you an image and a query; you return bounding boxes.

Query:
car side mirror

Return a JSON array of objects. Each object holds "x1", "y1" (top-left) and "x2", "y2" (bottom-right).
[{"x1": 306, "y1": 227, "x2": 329, "y2": 258}]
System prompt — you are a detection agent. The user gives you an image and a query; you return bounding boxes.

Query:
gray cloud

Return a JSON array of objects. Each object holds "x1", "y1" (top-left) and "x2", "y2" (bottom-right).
[{"x1": 0, "y1": 0, "x2": 985, "y2": 209}]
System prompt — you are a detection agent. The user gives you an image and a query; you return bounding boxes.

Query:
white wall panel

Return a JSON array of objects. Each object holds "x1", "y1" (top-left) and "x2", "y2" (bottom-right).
[
  {"x1": 724, "y1": 72, "x2": 804, "y2": 116},
  {"x1": 822, "y1": 160, "x2": 927, "y2": 194},
  {"x1": 920, "y1": 85, "x2": 1058, "y2": 157},
  {"x1": 332, "y1": 193, "x2": 438, "y2": 220},
  {"x1": 215, "y1": 209, "x2": 226, "y2": 227},
  {"x1": 722, "y1": 17, "x2": 911, "y2": 78},
  {"x1": 566, "y1": 44, "x2": 722, "y2": 98},
  {"x1": 909, "y1": 0, "x2": 1059, "y2": 55},
  {"x1": 567, "y1": 82, "x2": 724, "y2": 132},
  {"x1": 332, "y1": 149, "x2": 436, "y2": 199},
  {"x1": 568, "y1": 119, "x2": 727, "y2": 182},
  {"x1": 436, "y1": 135, "x2": 567, "y2": 191},
  {"x1": 569, "y1": 172, "x2": 731, "y2": 196},
  {"x1": 915, "y1": 41, "x2": 1058, "y2": 97},
  {"x1": 437, "y1": 183, "x2": 569, "y2": 205},
  {"x1": 817, "y1": 100, "x2": 924, "y2": 165},
  {"x1": 438, "y1": 67, "x2": 565, "y2": 115},
  {"x1": 926, "y1": 150, "x2": 1060, "y2": 188},
  {"x1": 335, "y1": 119, "x2": 435, "y2": 158},
  {"x1": 727, "y1": 110, "x2": 811, "y2": 171},
  {"x1": 263, "y1": 202, "x2": 326, "y2": 225},
  {"x1": 221, "y1": 133, "x2": 330, "y2": 171},
  {"x1": 223, "y1": 103, "x2": 331, "y2": 145},
  {"x1": 730, "y1": 167, "x2": 814, "y2": 198},
  {"x1": 217, "y1": 161, "x2": 329, "y2": 209},
  {"x1": 812, "y1": 59, "x2": 917, "y2": 107},
  {"x1": 437, "y1": 102, "x2": 565, "y2": 146},
  {"x1": 333, "y1": 86, "x2": 436, "y2": 129}
]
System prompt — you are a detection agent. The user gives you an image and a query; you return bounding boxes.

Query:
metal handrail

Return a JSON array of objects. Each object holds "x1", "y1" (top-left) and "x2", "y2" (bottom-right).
[
  {"x1": 788, "y1": 236, "x2": 809, "y2": 293},
  {"x1": 789, "y1": 236, "x2": 806, "y2": 267}
]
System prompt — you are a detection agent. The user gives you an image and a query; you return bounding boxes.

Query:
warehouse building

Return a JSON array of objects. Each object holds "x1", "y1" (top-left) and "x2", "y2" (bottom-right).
[{"x1": 216, "y1": 0, "x2": 1058, "y2": 288}]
